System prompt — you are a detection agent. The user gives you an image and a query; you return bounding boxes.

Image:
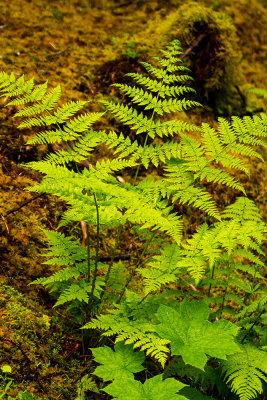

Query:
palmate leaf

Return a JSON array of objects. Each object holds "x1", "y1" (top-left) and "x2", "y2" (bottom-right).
[
  {"x1": 155, "y1": 300, "x2": 240, "y2": 370},
  {"x1": 103, "y1": 374, "x2": 187, "y2": 400},
  {"x1": 91, "y1": 342, "x2": 145, "y2": 381}
]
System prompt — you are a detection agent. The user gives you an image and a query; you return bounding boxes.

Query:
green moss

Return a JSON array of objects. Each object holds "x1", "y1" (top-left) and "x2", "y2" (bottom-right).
[
  {"x1": 0, "y1": 283, "x2": 86, "y2": 399},
  {"x1": 0, "y1": 0, "x2": 265, "y2": 397}
]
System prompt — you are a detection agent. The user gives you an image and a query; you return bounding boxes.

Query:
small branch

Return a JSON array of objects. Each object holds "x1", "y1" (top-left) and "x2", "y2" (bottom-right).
[
  {"x1": 114, "y1": 0, "x2": 153, "y2": 8},
  {"x1": 5, "y1": 193, "x2": 45, "y2": 216},
  {"x1": 92, "y1": 253, "x2": 131, "y2": 262},
  {"x1": 180, "y1": 34, "x2": 207, "y2": 59},
  {"x1": 0, "y1": 336, "x2": 47, "y2": 393}
]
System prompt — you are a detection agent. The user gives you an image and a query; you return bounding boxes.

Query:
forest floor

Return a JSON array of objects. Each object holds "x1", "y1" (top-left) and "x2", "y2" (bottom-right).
[{"x1": 0, "y1": 0, "x2": 266, "y2": 398}]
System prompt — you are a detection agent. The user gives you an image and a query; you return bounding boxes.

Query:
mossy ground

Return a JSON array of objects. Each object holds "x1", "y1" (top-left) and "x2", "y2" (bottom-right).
[{"x1": 0, "y1": 0, "x2": 266, "y2": 398}]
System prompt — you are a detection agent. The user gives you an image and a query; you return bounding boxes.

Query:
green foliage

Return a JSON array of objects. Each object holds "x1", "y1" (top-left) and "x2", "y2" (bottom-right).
[
  {"x1": 102, "y1": 374, "x2": 187, "y2": 400},
  {"x1": 84, "y1": 290, "x2": 171, "y2": 367},
  {"x1": 0, "y1": 39, "x2": 266, "y2": 400},
  {"x1": 221, "y1": 345, "x2": 267, "y2": 400},
  {"x1": 75, "y1": 374, "x2": 100, "y2": 400},
  {"x1": 8, "y1": 391, "x2": 43, "y2": 400},
  {"x1": 91, "y1": 342, "x2": 145, "y2": 381},
  {"x1": 155, "y1": 301, "x2": 240, "y2": 370},
  {"x1": 0, "y1": 365, "x2": 13, "y2": 399}
]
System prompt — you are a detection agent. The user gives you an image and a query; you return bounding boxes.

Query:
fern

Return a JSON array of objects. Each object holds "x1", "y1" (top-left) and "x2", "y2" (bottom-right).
[
  {"x1": 221, "y1": 345, "x2": 267, "y2": 400},
  {"x1": 1, "y1": 39, "x2": 266, "y2": 400},
  {"x1": 83, "y1": 289, "x2": 173, "y2": 366}
]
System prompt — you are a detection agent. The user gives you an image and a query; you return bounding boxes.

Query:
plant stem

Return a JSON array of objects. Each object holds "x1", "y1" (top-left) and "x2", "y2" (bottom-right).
[
  {"x1": 132, "y1": 133, "x2": 149, "y2": 186},
  {"x1": 117, "y1": 231, "x2": 156, "y2": 303},
  {"x1": 220, "y1": 255, "x2": 232, "y2": 318},
  {"x1": 241, "y1": 309, "x2": 264, "y2": 343},
  {"x1": 100, "y1": 225, "x2": 123, "y2": 299},
  {"x1": 208, "y1": 264, "x2": 215, "y2": 297},
  {"x1": 90, "y1": 193, "x2": 100, "y2": 301},
  {"x1": 86, "y1": 224, "x2": 91, "y2": 283}
]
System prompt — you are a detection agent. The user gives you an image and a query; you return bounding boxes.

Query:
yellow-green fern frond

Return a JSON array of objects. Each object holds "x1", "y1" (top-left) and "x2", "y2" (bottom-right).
[
  {"x1": 222, "y1": 345, "x2": 267, "y2": 400},
  {"x1": 7, "y1": 81, "x2": 48, "y2": 106}
]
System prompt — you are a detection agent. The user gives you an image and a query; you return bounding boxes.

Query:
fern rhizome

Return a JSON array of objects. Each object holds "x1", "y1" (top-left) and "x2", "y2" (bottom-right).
[{"x1": 1, "y1": 40, "x2": 266, "y2": 400}]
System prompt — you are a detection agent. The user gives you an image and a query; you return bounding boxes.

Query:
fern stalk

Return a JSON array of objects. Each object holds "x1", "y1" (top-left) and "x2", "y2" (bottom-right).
[
  {"x1": 220, "y1": 255, "x2": 233, "y2": 318},
  {"x1": 100, "y1": 225, "x2": 123, "y2": 300},
  {"x1": 117, "y1": 231, "x2": 156, "y2": 303},
  {"x1": 89, "y1": 193, "x2": 100, "y2": 306},
  {"x1": 240, "y1": 309, "x2": 264, "y2": 343},
  {"x1": 86, "y1": 223, "x2": 91, "y2": 284},
  {"x1": 132, "y1": 89, "x2": 160, "y2": 186}
]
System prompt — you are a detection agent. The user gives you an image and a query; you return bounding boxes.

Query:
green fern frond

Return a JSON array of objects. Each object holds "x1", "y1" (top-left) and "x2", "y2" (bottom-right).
[
  {"x1": 0, "y1": 73, "x2": 34, "y2": 98},
  {"x1": 17, "y1": 85, "x2": 61, "y2": 128},
  {"x1": 3, "y1": 76, "x2": 35, "y2": 98},
  {"x1": 222, "y1": 345, "x2": 267, "y2": 400},
  {"x1": 114, "y1": 79, "x2": 195, "y2": 99},
  {"x1": 55, "y1": 282, "x2": 90, "y2": 306},
  {"x1": 235, "y1": 293, "x2": 267, "y2": 320},
  {"x1": 221, "y1": 197, "x2": 264, "y2": 223},
  {"x1": 0, "y1": 71, "x2": 15, "y2": 89},
  {"x1": 7, "y1": 81, "x2": 48, "y2": 105},
  {"x1": 234, "y1": 248, "x2": 265, "y2": 268},
  {"x1": 231, "y1": 116, "x2": 267, "y2": 146},
  {"x1": 139, "y1": 61, "x2": 190, "y2": 83},
  {"x1": 32, "y1": 265, "x2": 83, "y2": 286},
  {"x1": 138, "y1": 244, "x2": 185, "y2": 295},
  {"x1": 82, "y1": 297, "x2": 170, "y2": 367}
]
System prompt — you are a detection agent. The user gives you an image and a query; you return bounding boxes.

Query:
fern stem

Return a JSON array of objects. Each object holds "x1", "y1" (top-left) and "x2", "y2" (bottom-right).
[
  {"x1": 132, "y1": 83, "x2": 161, "y2": 186},
  {"x1": 208, "y1": 264, "x2": 215, "y2": 297},
  {"x1": 117, "y1": 231, "x2": 156, "y2": 303},
  {"x1": 132, "y1": 133, "x2": 149, "y2": 186},
  {"x1": 100, "y1": 225, "x2": 123, "y2": 300},
  {"x1": 220, "y1": 255, "x2": 232, "y2": 318},
  {"x1": 240, "y1": 309, "x2": 264, "y2": 343},
  {"x1": 86, "y1": 223, "x2": 91, "y2": 283},
  {"x1": 90, "y1": 193, "x2": 100, "y2": 301}
]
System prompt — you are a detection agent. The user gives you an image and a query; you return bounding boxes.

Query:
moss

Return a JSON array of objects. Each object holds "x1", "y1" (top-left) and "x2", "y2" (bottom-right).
[
  {"x1": 0, "y1": 282, "x2": 86, "y2": 399},
  {"x1": 0, "y1": 158, "x2": 63, "y2": 299},
  {"x1": 0, "y1": 0, "x2": 266, "y2": 396}
]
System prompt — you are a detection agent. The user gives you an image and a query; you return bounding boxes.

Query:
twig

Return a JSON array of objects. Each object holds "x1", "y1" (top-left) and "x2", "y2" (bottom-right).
[
  {"x1": 91, "y1": 253, "x2": 131, "y2": 262},
  {"x1": 5, "y1": 193, "x2": 45, "y2": 216},
  {"x1": 180, "y1": 33, "x2": 207, "y2": 59},
  {"x1": 0, "y1": 336, "x2": 47, "y2": 393}
]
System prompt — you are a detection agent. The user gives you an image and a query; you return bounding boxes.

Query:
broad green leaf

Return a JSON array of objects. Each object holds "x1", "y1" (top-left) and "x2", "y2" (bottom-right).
[
  {"x1": 103, "y1": 374, "x2": 187, "y2": 400},
  {"x1": 155, "y1": 300, "x2": 240, "y2": 370},
  {"x1": 91, "y1": 342, "x2": 145, "y2": 381},
  {"x1": 179, "y1": 387, "x2": 216, "y2": 400}
]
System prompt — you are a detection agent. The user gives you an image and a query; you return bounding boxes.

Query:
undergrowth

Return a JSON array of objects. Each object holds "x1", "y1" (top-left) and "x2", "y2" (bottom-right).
[{"x1": 0, "y1": 40, "x2": 266, "y2": 400}]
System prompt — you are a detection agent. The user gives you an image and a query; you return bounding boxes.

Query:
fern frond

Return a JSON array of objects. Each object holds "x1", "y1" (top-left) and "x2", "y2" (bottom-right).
[
  {"x1": 138, "y1": 244, "x2": 185, "y2": 295},
  {"x1": 7, "y1": 81, "x2": 48, "y2": 105},
  {"x1": 165, "y1": 160, "x2": 220, "y2": 219},
  {"x1": 18, "y1": 85, "x2": 61, "y2": 127},
  {"x1": 139, "y1": 61, "x2": 190, "y2": 82},
  {"x1": 222, "y1": 345, "x2": 267, "y2": 400},
  {"x1": 114, "y1": 79, "x2": 195, "y2": 99},
  {"x1": 82, "y1": 296, "x2": 170, "y2": 367},
  {"x1": 0, "y1": 71, "x2": 15, "y2": 89},
  {"x1": 200, "y1": 166, "x2": 245, "y2": 192},
  {"x1": 221, "y1": 197, "x2": 264, "y2": 223}
]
